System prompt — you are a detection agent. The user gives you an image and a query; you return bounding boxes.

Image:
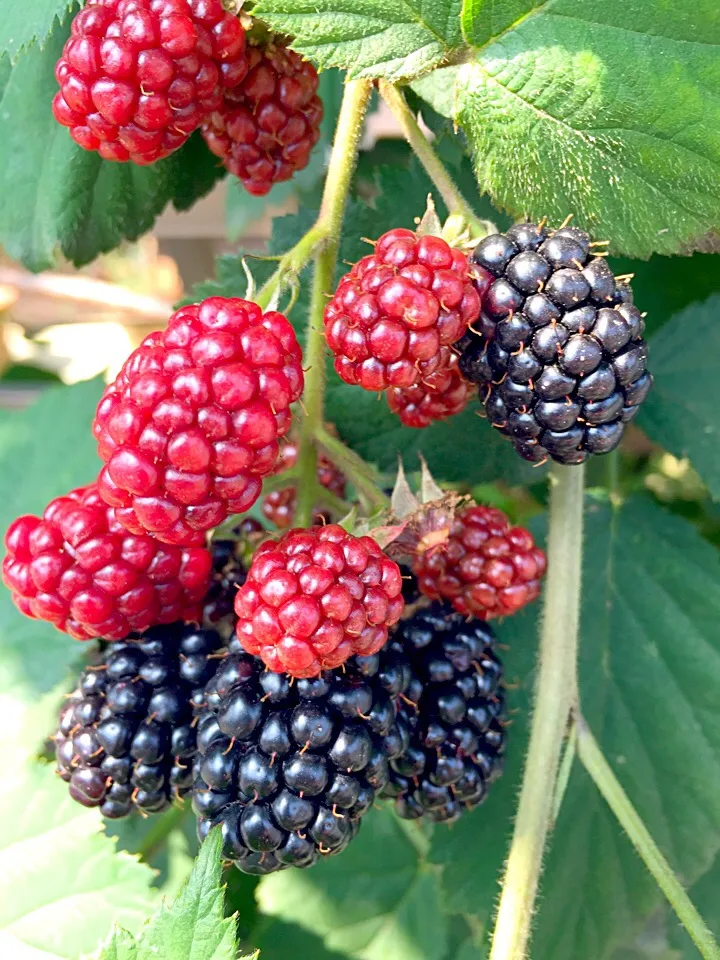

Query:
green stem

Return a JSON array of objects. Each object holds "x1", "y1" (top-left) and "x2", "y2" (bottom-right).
[
  {"x1": 576, "y1": 717, "x2": 720, "y2": 960},
  {"x1": 489, "y1": 463, "x2": 585, "y2": 960},
  {"x1": 255, "y1": 223, "x2": 329, "y2": 311},
  {"x1": 378, "y1": 81, "x2": 494, "y2": 238},
  {"x1": 551, "y1": 723, "x2": 577, "y2": 828},
  {"x1": 315, "y1": 426, "x2": 390, "y2": 513},
  {"x1": 137, "y1": 803, "x2": 189, "y2": 862},
  {"x1": 293, "y1": 79, "x2": 373, "y2": 527}
]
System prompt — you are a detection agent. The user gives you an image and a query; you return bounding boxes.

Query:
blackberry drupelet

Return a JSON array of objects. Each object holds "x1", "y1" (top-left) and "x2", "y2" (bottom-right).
[
  {"x1": 455, "y1": 222, "x2": 652, "y2": 464},
  {"x1": 203, "y1": 518, "x2": 265, "y2": 630},
  {"x1": 192, "y1": 638, "x2": 413, "y2": 874},
  {"x1": 55, "y1": 622, "x2": 224, "y2": 818},
  {"x1": 382, "y1": 602, "x2": 506, "y2": 823}
]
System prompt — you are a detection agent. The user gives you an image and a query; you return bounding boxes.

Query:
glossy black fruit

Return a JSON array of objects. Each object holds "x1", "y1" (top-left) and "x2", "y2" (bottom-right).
[
  {"x1": 193, "y1": 639, "x2": 413, "y2": 875},
  {"x1": 456, "y1": 221, "x2": 652, "y2": 464},
  {"x1": 54, "y1": 623, "x2": 224, "y2": 819},
  {"x1": 381, "y1": 602, "x2": 506, "y2": 824}
]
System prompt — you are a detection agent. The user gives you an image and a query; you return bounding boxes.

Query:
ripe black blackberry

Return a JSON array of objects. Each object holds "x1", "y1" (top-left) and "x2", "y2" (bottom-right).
[
  {"x1": 55, "y1": 623, "x2": 224, "y2": 818},
  {"x1": 381, "y1": 602, "x2": 506, "y2": 823},
  {"x1": 455, "y1": 222, "x2": 652, "y2": 464},
  {"x1": 192, "y1": 638, "x2": 413, "y2": 875}
]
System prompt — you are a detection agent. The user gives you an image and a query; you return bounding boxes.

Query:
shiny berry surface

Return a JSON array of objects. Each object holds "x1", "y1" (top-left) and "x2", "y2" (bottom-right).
[
  {"x1": 456, "y1": 222, "x2": 652, "y2": 464},
  {"x1": 412, "y1": 504, "x2": 546, "y2": 620},
  {"x1": 2, "y1": 483, "x2": 211, "y2": 640},
  {"x1": 386, "y1": 349, "x2": 473, "y2": 428},
  {"x1": 52, "y1": 0, "x2": 248, "y2": 164},
  {"x1": 262, "y1": 438, "x2": 346, "y2": 528},
  {"x1": 324, "y1": 229, "x2": 481, "y2": 392},
  {"x1": 55, "y1": 622, "x2": 223, "y2": 817},
  {"x1": 382, "y1": 602, "x2": 506, "y2": 824},
  {"x1": 234, "y1": 524, "x2": 404, "y2": 677},
  {"x1": 193, "y1": 638, "x2": 412, "y2": 873},
  {"x1": 93, "y1": 296, "x2": 303, "y2": 545},
  {"x1": 202, "y1": 41, "x2": 322, "y2": 196}
]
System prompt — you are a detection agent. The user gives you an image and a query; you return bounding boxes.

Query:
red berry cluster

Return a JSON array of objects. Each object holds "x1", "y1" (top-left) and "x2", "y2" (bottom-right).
[
  {"x1": 52, "y1": 0, "x2": 248, "y2": 164},
  {"x1": 94, "y1": 296, "x2": 304, "y2": 545},
  {"x1": 323, "y1": 227, "x2": 481, "y2": 428},
  {"x1": 202, "y1": 42, "x2": 323, "y2": 196},
  {"x1": 2, "y1": 484, "x2": 211, "y2": 640},
  {"x1": 262, "y1": 438, "x2": 346, "y2": 528},
  {"x1": 386, "y1": 350, "x2": 473, "y2": 429},
  {"x1": 413, "y1": 504, "x2": 547, "y2": 620},
  {"x1": 234, "y1": 524, "x2": 404, "y2": 677}
]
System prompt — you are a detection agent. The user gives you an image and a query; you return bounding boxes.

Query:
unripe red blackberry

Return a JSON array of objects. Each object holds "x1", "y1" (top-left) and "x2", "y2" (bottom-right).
[
  {"x1": 455, "y1": 222, "x2": 652, "y2": 464},
  {"x1": 55, "y1": 622, "x2": 224, "y2": 817},
  {"x1": 93, "y1": 296, "x2": 303, "y2": 545},
  {"x1": 201, "y1": 39, "x2": 323, "y2": 196},
  {"x1": 412, "y1": 504, "x2": 546, "y2": 620},
  {"x1": 52, "y1": 0, "x2": 248, "y2": 164},
  {"x1": 382, "y1": 602, "x2": 505, "y2": 823},
  {"x1": 3, "y1": 483, "x2": 211, "y2": 641},
  {"x1": 386, "y1": 349, "x2": 473, "y2": 428},
  {"x1": 324, "y1": 228, "x2": 481, "y2": 392},
  {"x1": 192, "y1": 638, "x2": 413, "y2": 873},
  {"x1": 262, "y1": 438, "x2": 346, "y2": 528},
  {"x1": 234, "y1": 524, "x2": 405, "y2": 677}
]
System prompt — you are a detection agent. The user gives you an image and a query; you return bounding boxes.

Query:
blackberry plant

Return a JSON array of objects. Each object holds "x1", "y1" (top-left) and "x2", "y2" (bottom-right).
[{"x1": 0, "y1": 1, "x2": 718, "y2": 960}]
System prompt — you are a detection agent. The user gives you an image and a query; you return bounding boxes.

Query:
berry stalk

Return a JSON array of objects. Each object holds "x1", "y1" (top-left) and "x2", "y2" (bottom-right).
[
  {"x1": 378, "y1": 81, "x2": 495, "y2": 239},
  {"x1": 489, "y1": 463, "x2": 585, "y2": 960},
  {"x1": 315, "y1": 426, "x2": 390, "y2": 513},
  {"x1": 294, "y1": 79, "x2": 373, "y2": 527},
  {"x1": 576, "y1": 716, "x2": 720, "y2": 960}
]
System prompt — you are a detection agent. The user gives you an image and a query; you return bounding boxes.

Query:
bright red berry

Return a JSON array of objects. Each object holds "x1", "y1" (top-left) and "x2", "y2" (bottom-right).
[
  {"x1": 262, "y1": 438, "x2": 346, "y2": 528},
  {"x1": 2, "y1": 483, "x2": 212, "y2": 640},
  {"x1": 93, "y1": 296, "x2": 304, "y2": 545},
  {"x1": 52, "y1": 0, "x2": 248, "y2": 165},
  {"x1": 412, "y1": 504, "x2": 547, "y2": 619},
  {"x1": 234, "y1": 524, "x2": 405, "y2": 677},
  {"x1": 386, "y1": 348, "x2": 473, "y2": 428},
  {"x1": 324, "y1": 228, "x2": 481, "y2": 392},
  {"x1": 201, "y1": 40, "x2": 323, "y2": 196}
]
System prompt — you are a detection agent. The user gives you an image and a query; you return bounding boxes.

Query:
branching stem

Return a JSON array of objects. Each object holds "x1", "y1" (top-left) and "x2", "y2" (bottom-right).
[
  {"x1": 576, "y1": 716, "x2": 720, "y2": 960},
  {"x1": 489, "y1": 463, "x2": 585, "y2": 960},
  {"x1": 293, "y1": 79, "x2": 373, "y2": 527},
  {"x1": 315, "y1": 426, "x2": 390, "y2": 513},
  {"x1": 378, "y1": 81, "x2": 494, "y2": 238}
]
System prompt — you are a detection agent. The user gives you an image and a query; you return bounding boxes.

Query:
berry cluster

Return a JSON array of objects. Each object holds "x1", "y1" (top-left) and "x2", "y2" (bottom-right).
[
  {"x1": 324, "y1": 227, "x2": 480, "y2": 427},
  {"x1": 53, "y1": 0, "x2": 248, "y2": 164},
  {"x1": 94, "y1": 296, "x2": 303, "y2": 545},
  {"x1": 456, "y1": 222, "x2": 651, "y2": 464},
  {"x1": 192, "y1": 640, "x2": 412, "y2": 874},
  {"x1": 202, "y1": 42, "x2": 323, "y2": 196},
  {"x1": 262, "y1": 437, "x2": 346, "y2": 528},
  {"x1": 413, "y1": 503, "x2": 546, "y2": 620},
  {"x1": 234, "y1": 524, "x2": 404, "y2": 677},
  {"x1": 3, "y1": 483, "x2": 211, "y2": 640},
  {"x1": 56, "y1": 623, "x2": 223, "y2": 816},
  {"x1": 386, "y1": 350, "x2": 473, "y2": 429},
  {"x1": 383, "y1": 603, "x2": 505, "y2": 822}
]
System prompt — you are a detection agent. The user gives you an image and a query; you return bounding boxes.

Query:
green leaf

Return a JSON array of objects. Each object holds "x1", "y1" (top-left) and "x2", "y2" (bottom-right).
[
  {"x1": 253, "y1": 0, "x2": 464, "y2": 80},
  {"x1": 251, "y1": 919, "x2": 350, "y2": 960},
  {"x1": 0, "y1": 20, "x2": 223, "y2": 271},
  {"x1": 0, "y1": 379, "x2": 104, "y2": 757},
  {"x1": 432, "y1": 496, "x2": 720, "y2": 960},
  {"x1": 0, "y1": 763, "x2": 154, "y2": 959},
  {"x1": 639, "y1": 295, "x2": 720, "y2": 499},
  {"x1": 257, "y1": 807, "x2": 448, "y2": 960},
  {"x1": 101, "y1": 830, "x2": 245, "y2": 960},
  {"x1": 0, "y1": 0, "x2": 73, "y2": 60},
  {"x1": 671, "y1": 850, "x2": 720, "y2": 958},
  {"x1": 425, "y1": 1, "x2": 720, "y2": 258}
]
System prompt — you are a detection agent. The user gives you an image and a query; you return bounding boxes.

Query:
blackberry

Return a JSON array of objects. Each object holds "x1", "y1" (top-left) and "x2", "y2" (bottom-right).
[
  {"x1": 203, "y1": 518, "x2": 265, "y2": 630},
  {"x1": 55, "y1": 623, "x2": 224, "y2": 818},
  {"x1": 381, "y1": 602, "x2": 506, "y2": 823},
  {"x1": 192, "y1": 638, "x2": 413, "y2": 874},
  {"x1": 457, "y1": 222, "x2": 652, "y2": 464}
]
